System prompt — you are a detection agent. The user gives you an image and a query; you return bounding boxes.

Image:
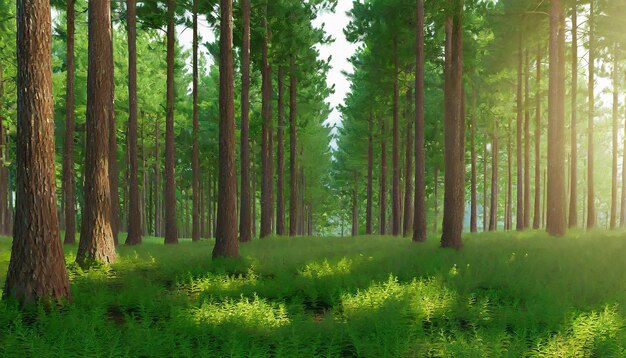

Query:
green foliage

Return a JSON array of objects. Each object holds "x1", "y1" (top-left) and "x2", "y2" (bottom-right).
[{"x1": 2, "y1": 232, "x2": 626, "y2": 356}]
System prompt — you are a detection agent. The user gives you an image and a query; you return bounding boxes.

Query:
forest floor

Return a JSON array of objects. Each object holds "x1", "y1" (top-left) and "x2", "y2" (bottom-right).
[{"x1": 1, "y1": 231, "x2": 626, "y2": 357}]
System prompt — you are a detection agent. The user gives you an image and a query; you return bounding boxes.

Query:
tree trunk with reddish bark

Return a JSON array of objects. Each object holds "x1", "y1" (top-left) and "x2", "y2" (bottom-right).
[
  {"x1": 413, "y1": 0, "x2": 426, "y2": 242},
  {"x1": 260, "y1": 10, "x2": 273, "y2": 239},
  {"x1": 62, "y1": 0, "x2": 76, "y2": 244},
  {"x1": 77, "y1": 0, "x2": 117, "y2": 266},
  {"x1": 213, "y1": 0, "x2": 239, "y2": 258},
  {"x1": 239, "y1": 0, "x2": 252, "y2": 242},
  {"x1": 403, "y1": 88, "x2": 413, "y2": 237}
]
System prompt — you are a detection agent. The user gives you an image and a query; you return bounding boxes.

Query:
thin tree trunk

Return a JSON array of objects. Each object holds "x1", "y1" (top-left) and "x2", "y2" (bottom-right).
[
  {"x1": 413, "y1": 0, "x2": 426, "y2": 242},
  {"x1": 546, "y1": 0, "x2": 567, "y2": 236},
  {"x1": 483, "y1": 141, "x2": 488, "y2": 231},
  {"x1": 366, "y1": 112, "x2": 373, "y2": 235},
  {"x1": 506, "y1": 115, "x2": 512, "y2": 230},
  {"x1": 352, "y1": 171, "x2": 358, "y2": 236},
  {"x1": 154, "y1": 116, "x2": 160, "y2": 237},
  {"x1": 391, "y1": 41, "x2": 400, "y2": 236},
  {"x1": 77, "y1": 0, "x2": 117, "y2": 266},
  {"x1": 534, "y1": 46, "x2": 543, "y2": 229},
  {"x1": 141, "y1": 112, "x2": 147, "y2": 235},
  {"x1": 516, "y1": 34, "x2": 524, "y2": 231},
  {"x1": 434, "y1": 167, "x2": 439, "y2": 234},
  {"x1": 191, "y1": 0, "x2": 200, "y2": 242},
  {"x1": 403, "y1": 88, "x2": 413, "y2": 237},
  {"x1": 62, "y1": 0, "x2": 76, "y2": 244},
  {"x1": 126, "y1": 0, "x2": 141, "y2": 245},
  {"x1": 610, "y1": 45, "x2": 618, "y2": 229},
  {"x1": 260, "y1": 9, "x2": 273, "y2": 239},
  {"x1": 379, "y1": 115, "x2": 387, "y2": 235},
  {"x1": 276, "y1": 66, "x2": 285, "y2": 235},
  {"x1": 470, "y1": 90, "x2": 477, "y2": 233},
  {"x1": 489, "y1": 121, "x2": 498, "y2": 231},
  {"x1": 251, "y1": 154, "x2": 257, "y2": 237},
  {"x1": 164, "y1": 0, "x2": 178, "y2": 244},
  {"x1": 208, "y1": 171, "x2": 212, "y2": 238},
  {"x1": 239, "y1": 0, "x2": 252, "y2": 242},
  {"x1": 569, "y1": 3, "x2": 578, "y2": 228},
  {"x1": 0, "y1": 66, "x2": 7, "y2": 237},
  {"x1": 213, "y1": 0, "x2": 239, "y2": 258},
  {"x1": 289, "y1": 56, "x2": 298, "y2": 237},
  {"x1": 524, "y1": 49, "x2": 531, "y2": 229},
  {"x1": 4, "y1": 0, "x2": 71, "y2": 304},
  {"x1": 586, "y1": 0, "x2": 595, "y2": 230}
]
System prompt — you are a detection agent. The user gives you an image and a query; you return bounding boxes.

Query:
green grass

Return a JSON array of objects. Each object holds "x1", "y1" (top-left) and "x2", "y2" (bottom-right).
[{"x1": 1, "y1": 231, "x2": 626, "y2": 357}]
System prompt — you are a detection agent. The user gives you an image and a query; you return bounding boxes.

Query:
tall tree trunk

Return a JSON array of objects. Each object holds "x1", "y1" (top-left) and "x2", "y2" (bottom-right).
[
  {"x1": 276, "y1": 66, "x2": 285, "y2": 235},
  {"x1": 483, "y1": 141, "x2": 488, "y2": 231},
  {"x1": 4, "y1": 0, "x2": 71, "y2": 304},
  {"x1": 208, "y1": 171, "x2": 212, "y2": 238},
  {"x1": 610, "y1": 45, "x2": 618, "y2": 229},
  {"x1": 77, "y1": 0, "x2": 117, "y2": 266},
  {"x1": 534, "y1": 46, "x2": 543, "y2": 229},
  {"x1": 546, "y1": 0, "x2": 567, "y2": 236},
  {"x1": 506, "y1": 115, "x2": 512, "y2": 230},
  {"x1": 586, "y1": 0, "x2": 595, "y2": 230},
  {"x1": 251, "y1": 154, "x2": 257, "y2": 237},
  {"x1": 239, "y1": 0, "x2": 252, "y2": 242},
  {"x1": 164, "y1": 0, "x2": 178, "y2": 244},
  {"x1": 379, "y1": 116, "x2": 387, "y2": 235},
  {"x1": 413, "y1": 0, "x2": 426, "y2": 242},
  {"x1": 470, "y1": 90, "x2": 477, "y2": 233},
  {"x1": 489, "y1": 121, "x2": 498, "y2": 231},
  {"x1": 62, "y1": 0, "x2": 76, "y2": 244},
  {"x1": 352, "y1": 171, "x2": 358, "y2": 236},
  {"x1": 524, "y1": 49, "x2": 531, "y2": 229},
  {"x1": 191, "y1": 0, "x2": 200, "y2": 242},
  {"x1": 441, "y1": 1, "x2": 465, "y2": 249},
  {"x1": 391, "y1": 41, "x2": 400, "y2": 236},
  {"x1": 622, "y1": 90, "x2": 626, "y2": 227},
  {"x1": 141, "y1": 112, "x2": 147, "y2": 235},
  {"x1": 403, "y1": 88, "x2": 413, "y2": 237},
  {"x1": 515, "y1": 34, "x2": 524, "y2": 231},
  {"x1": 366, "y1": 112, "x2": 373, "y2": 235},
  {"x1": 0, "y1": 65, "x2": 7, "y2": 237},
  {"x1": 213, "y1": 0, "x2": 239, "y2": 258},
  {"x1": 260, "y1": 9, "x2": 273, "y2": 239},
  {"x1": 289, "y1": 56, "x2": 298, "y2": 237},
  {"x1": 434, "y1": 167, "x2": 439, "y2": 234},
  {"x1": 109, "y1": 20, "x2": 120, "y2": 245},
  {"x1": 154, "y1": 116, "x2": 160, "y2": 237},
  {"x1": 569, "y1": 3, "x2": 578, "y2": 228},
  {"x1": 125, "y1": 0, "x2": 141, "y2": 245}
]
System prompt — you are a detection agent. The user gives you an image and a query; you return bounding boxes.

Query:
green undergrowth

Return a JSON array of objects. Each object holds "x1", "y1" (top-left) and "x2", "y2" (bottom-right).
[{"x1": 1, "y1": 231, "x2": 626, "y2": 357}]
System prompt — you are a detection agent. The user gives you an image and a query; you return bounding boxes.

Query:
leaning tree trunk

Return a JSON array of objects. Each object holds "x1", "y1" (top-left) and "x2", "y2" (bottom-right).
[
  {"x1": 534, "y1": 46, "x2": 543, "y2": 229},
  {"x1": 260, "y1": 10, "x2": 273, "y2": 239},
  {"x1": 402, "y1": 88, "x2": 413, "y2": 237},
  {"x1": 239, "y1": 0, "x2": 251, "y2": 242},
  {"x1": 164, "y1": 0, "x2": 178, "y2": 244},
  {"x1": 62, "y1": 0, "x2": 76, "y2": 244},
  {"x1": 77, "y1": 0, "x2": 117, "y2": 267},
  {"x1": 276, "y1": 66, "x2": 285, "y2": 235},
  {"x1": 441, "y1": 1, "x2": 465, "y2": 249},
  {"x1": 413, "y1": 0, "x2": 426, "y2": 242},
  {"x1": 191, "y1": 0, "x2": 200, "y2": 242},
  {"x1": 586, "y1": 0, "x2": 595, "y2": 230},
  {"x1": 515, "y1": 34, "x2": 523, "y2": 231},
  {"x1": 366, "y1": 112, "x2": 373, "y2": 235},
  {"x1": 125, "y1": 0, "x2": 142, "y2": 245},
  {"x1": 523, "y1": 49, "x2": 531, "y2": 229},
  {"x1": 213, "y1": 0, "x2": 239, "y2": 258},
  {"x1": 289, "y1": 55, "x2": 298, "y2": 237},
  {"x1": 610, "y1": 45, "x2": 618, "y2": 229},
  {"x1": 569, "y1": 3, "x2": 578, "y2": 228},
  {"x1": 4, "y1": 0, "x2": 71, "y2": 305},
  {"x1": 546, "y1": 0, "x2": 567, "y2": 236}
]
